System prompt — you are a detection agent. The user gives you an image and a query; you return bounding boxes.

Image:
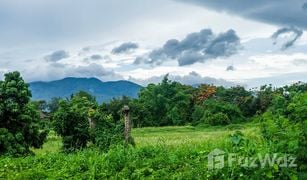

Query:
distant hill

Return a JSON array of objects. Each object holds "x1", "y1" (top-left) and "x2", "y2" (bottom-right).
[{"x1": 29, "y1": 77, "x2": 142, "y2": 103}]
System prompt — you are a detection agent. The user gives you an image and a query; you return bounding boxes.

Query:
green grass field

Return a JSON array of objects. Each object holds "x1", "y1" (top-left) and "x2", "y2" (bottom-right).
[
  {"x1": 32, "y1": 123, "x2": 260, "y2": 155},
  {"x1": 1, "y1": 123, "x2": 283, "y2": 179},
  {"x1": 133, "y1": 124, "x2": 260, "y2": 147}
]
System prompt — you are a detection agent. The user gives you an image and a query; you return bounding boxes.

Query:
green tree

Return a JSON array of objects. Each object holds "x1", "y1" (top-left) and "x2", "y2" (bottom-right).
[
  {"x1": 193, "y1": 99, "x2": 244, "y2": 126},
  {"x1": 101, "y1": 96, "x2": 131, "y2": 123},
  {"x1": 53, "y1": 92, "x2": 96, "y2": 151},
  {"x1": 134, "y1": 75, "x2": 193, "y2": 127},
  {"x1": 73, "y1": 91, "x2": 96, "y2": 103},
  {"x1": 0, "y1": 71, "x2": 47, "y2": 156},
  {"x1": 253, "y1": 84, "x2": 275, "y2": 113},
  {"x1": 217, "y1": 86, "x2": 256, "y2": 117}
]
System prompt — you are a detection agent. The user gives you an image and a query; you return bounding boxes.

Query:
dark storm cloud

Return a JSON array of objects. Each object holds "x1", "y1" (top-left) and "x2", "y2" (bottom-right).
[
  {"x1": 135, "y1": 28, "x2": 241, "y2": 66},
  {"x1": 271, "y1": 26, "x2": 303, "y2": 50},
  {"x1": 178, "y1": 0, "x2": 307, "y2": 29},
  {"x1": 112, "y1": 42, "x2": 139, "y2": 54},
  {"x1": 90, "y1": 54, "x2": 103, "y2": 60},
  {"x1": 44, "y1": 50, "x2": 69, "y2": 62}
]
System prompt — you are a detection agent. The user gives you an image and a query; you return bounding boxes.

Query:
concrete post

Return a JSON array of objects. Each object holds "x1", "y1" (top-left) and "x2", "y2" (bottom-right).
[{"x1": 123, "y1": 105, "x2": 131, "y2": 144}]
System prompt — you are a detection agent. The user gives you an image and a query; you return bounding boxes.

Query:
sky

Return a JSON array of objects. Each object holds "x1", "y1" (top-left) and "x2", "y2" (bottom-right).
[{"x1": 0, "y1": 0, "x2": 307, "y2": 88}]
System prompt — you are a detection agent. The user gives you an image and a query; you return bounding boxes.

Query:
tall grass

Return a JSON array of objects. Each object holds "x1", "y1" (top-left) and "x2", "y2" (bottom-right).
[{"x1": 0, "y1": 123, "x2": 297, "y2": 179}]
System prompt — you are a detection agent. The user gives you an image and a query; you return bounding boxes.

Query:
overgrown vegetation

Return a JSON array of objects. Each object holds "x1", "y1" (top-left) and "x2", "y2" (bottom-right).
[
  {"x1": 0, "y1": 71, "x2": 306, "y2": 179},
  {"x1": 0, "y1": 125, "x2": 301, "y2": 179},
  {"x1": 53, "y1": 91, "x2": 126, "y2": 152}
]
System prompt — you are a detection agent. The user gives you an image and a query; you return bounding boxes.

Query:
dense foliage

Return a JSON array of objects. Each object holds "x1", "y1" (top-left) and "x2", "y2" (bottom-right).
[
  {"x1": 53, "y1": 93, "x2": 95, "y2": 151},
  {"x1": 91, "y1": 111, "x2": 125, "y2": 151},
  {"x1": 0, "y1": 72, "x2": 47, "y2": 156},
  {"x1": 113, "y1": 76, "x2": 258, "y2": 127},
  {"x1": 192, "y1": 99, "x2": 244, "y2": 125},
  {"x1": 259, "y1": 84, "x2": 307, "y2": 175},
  {"x1": 53, "y1": 91, "x2": 127, "y2": 152},
  {"x1": 131, "y1": 75, "x2": 194, "y2": 127},
  {"x1": 85, "y1": 76, "x2": 306, "y2": 131}
]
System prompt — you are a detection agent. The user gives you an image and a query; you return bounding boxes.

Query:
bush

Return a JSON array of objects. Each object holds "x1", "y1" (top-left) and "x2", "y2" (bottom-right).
[
  {"x1": 53, "y1": 91, "x2": 128, "y2": 152},
  {"x1": 193, "y1": 99, "x2": 245, "y2": 126},
  {"x1": 287, "y1": 93, "x2": 307, "y2": 123},
  {"x1": 202, "y1": 112, "x2": 230, "y2": 126},
  {"x1": 260, "y1": 92, "x2": 307, "y2": 173},
  {"x1": 53, "y1": 95, "x2": 95, "y2": 152},
  {"x1": 91, "y1": 112, "x2": 127, "y2": 151}
]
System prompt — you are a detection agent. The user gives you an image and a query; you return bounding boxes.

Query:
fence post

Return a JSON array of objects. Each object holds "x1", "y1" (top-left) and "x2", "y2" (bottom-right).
[{"x1": 123, "y1": 105, "x2": 131, "y2": 144}]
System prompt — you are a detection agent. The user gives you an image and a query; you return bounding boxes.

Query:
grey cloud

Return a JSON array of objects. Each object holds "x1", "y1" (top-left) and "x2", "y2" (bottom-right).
[
  {"x1": 178, "y1": 51, "x2": 204, "y2": 66},
  {"x1": 179, "y1": 0, "x2": 307, "y2": 29},
  {"x1": 90, "y1": 54, "x2": 103, "y2": 60},
  {"x1": 67, "y1": 63, "x2": 123, "y2": 81},
  {"x1": 112, "y1": 42, "x2": 139, "y2": 54},
  {"x1": 135, "y1": 28, "x2": 241, "y2": 66},
  {"x1": 66, "y1": 63, "x2": 111, "y2": 77},
  {"x1": 133, "y1": 57, "x2": 144, "y2": 65},
  {"x1": 303, "y1": 3, "x2": 307, "y2": 11},
  {"x1": 0, "y1": 0, "x2": 173, "y2": 48},
  {"x1": 28, "y1": 62, "x2": 123, "y2": 82},
  {"x1": 50, "y1": 62, "x2": 66, "y2": 68},
  {"x1": 129, "y1": 71, "x2": 238, "y2": 87},
  {"x1": 226, "y1": 65, "x2": 235, "y2": 71},
  {"x1": 204, "y1": 30, "x2": 240, "y2": 58},
  {"x1": 271, "y1": 26, "x2": 303, "y2": 50},
  {"x1": 44, "y1": 50, "x2": 69, "y2": 62}
]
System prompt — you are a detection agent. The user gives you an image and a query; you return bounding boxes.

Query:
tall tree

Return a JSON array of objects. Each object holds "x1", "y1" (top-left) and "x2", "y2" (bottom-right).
[
  {"x1": 0, "y1": 71, "x2": 47, "y2": 156},
  {"x1": 134, "y1": 75, "x2": 193, "y2": 126}
]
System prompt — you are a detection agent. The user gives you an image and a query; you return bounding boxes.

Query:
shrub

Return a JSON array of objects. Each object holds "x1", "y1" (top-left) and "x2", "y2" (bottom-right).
[
  {"x1": 53, "y1": 91, "x2": 128, "y2": 152},
  {"x1": 259, "y1": 91, "x2": 307, "y2": 174},
  {"x1": 203, "y1": 112, "x2": 230, "y2": 126},
  {"x1": 91, "y1": 112, "x2": 126, "y2": 151},
  {"x1": 193, "y1": 99, "x2": 244, "y2": 126},
  {"x1": 53, "y1": 95, "x2": 95, "y2": 152},
  {"x1": 287, "y1": 92, "x2": 307, "y2": 123}
]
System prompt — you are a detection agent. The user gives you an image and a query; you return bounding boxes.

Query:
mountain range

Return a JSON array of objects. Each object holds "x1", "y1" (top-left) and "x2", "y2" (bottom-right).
[{"x1": 29, "y1": 77, "x2": 142, "y2": 103}]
